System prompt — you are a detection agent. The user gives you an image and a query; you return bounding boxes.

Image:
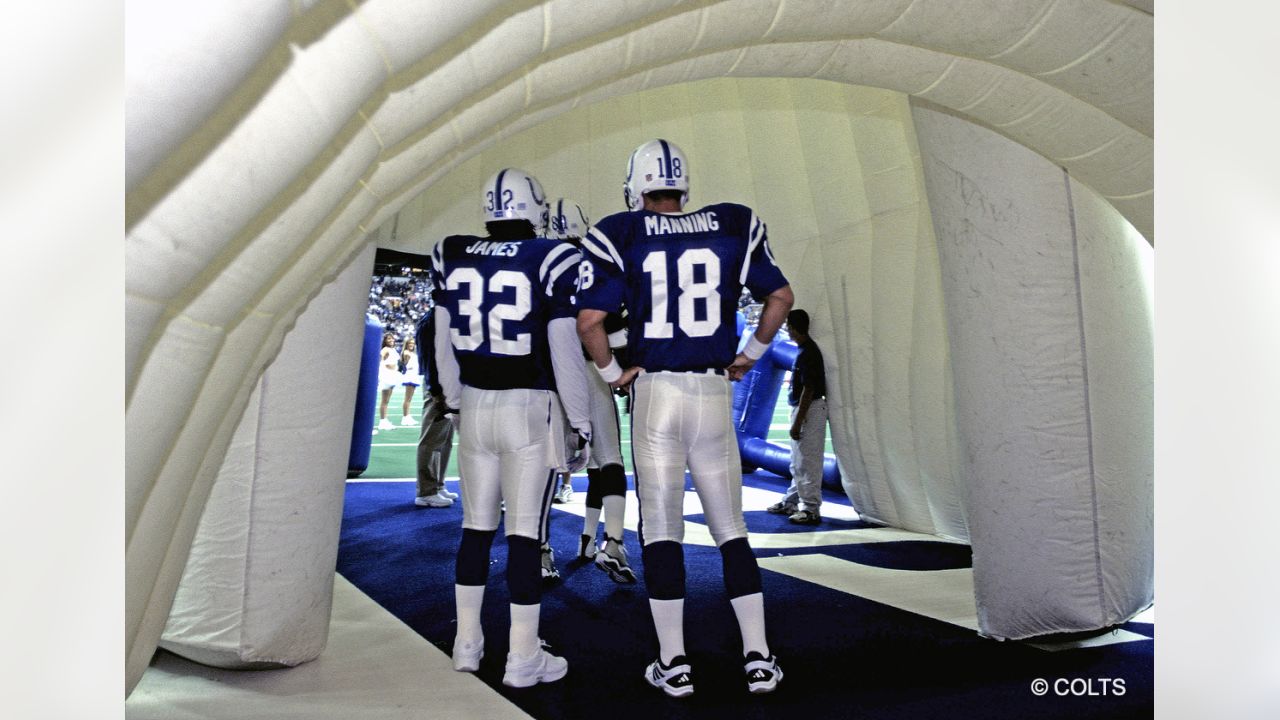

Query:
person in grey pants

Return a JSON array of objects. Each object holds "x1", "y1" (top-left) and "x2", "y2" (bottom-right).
[{"x1": 414, "y1": 306, "x2": 458, "y2": 508}]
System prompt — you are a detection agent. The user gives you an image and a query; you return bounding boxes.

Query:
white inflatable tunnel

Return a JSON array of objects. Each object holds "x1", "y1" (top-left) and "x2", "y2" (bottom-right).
[{"x1": 126, "y1": 0, "x2": 1153, "y2": 695}]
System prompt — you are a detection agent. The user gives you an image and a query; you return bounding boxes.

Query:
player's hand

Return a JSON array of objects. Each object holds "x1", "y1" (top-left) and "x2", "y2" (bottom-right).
[
  {"x1": 444, "y1": 407, "x2": 460, "y2": 432},
  {"x1": 610, "y1": 366, "x2": 642, "y2": 391},
  {"x1": 567, "y1": 427, "x2": 592, "y2": 473},
  {"x1": 726, "y1": 353, "x2": 757, "y2": 381},
  {"x1": 789, "y1": 424, "x2": 802, "y2": 441}
]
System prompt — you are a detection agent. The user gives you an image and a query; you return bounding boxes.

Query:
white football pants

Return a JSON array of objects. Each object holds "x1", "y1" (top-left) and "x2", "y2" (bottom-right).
[
  {"x1": 631, "y1": 371, "x2": 746, "y2": 547},
  {"x1": 458, "y1": 386, "x2": 563, "y2": 541},
  {"x1": 584, "y1": 359, "x2": 624, "y2": 469}
]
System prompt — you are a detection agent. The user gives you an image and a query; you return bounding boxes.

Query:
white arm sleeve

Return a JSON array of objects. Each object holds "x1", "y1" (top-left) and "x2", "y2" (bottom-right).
[
  {"x1": 549, "y1": 316, "x2": 590, "y2": 433},
  {"x1": 433, "y1": 308, "x2": 462, "y2": 410}
]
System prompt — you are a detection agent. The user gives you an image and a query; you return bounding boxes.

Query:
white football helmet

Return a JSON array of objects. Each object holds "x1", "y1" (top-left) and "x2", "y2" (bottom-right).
[
  {"x1": 624, "y1": 139, "x2": 689, "y2": 211},
  {"x1": 481, "y1": 168, "x2": 549, "y2": 234},
  {"x1": 547, "y1": 198, "x2": 590, "y2": 240}
]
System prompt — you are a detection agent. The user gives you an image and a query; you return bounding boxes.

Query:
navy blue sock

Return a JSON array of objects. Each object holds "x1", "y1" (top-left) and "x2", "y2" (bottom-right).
[
  {"x1": 642, "y1": 540, "x2": 686, "y2": 600},
  {"x1": 720, "y1": 537, "x2": 762, "y2": 599},
  {"x1": 506, "y1": 535, "x2": 541, "y2": 605},
  {"x1": 455, "y1": 528, "x2": 497, "y2": 586}
]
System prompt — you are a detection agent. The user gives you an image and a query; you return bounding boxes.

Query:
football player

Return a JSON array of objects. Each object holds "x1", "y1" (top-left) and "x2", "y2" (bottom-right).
[
  {"x1": 548, "y1": 198, "x2": 637, "y2": 584},
  {"x1": 576, "y1": 140, "x2": 794, "y2": 697},
  {"x1": 432, "y1": 169, "x2": 592, "y2": 688}
]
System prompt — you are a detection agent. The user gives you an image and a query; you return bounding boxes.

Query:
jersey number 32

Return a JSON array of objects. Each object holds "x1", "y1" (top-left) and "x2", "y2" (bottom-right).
[{"x1": 446, "y1": 268, "x2": 531, "y2": 355}]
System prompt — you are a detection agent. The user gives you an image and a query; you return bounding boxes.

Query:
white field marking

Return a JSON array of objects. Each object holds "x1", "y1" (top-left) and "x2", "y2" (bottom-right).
[
  {"x1": 758, "y1": 554, "x2": 982, "y2": 631},
  {"x1": 548, "y1": 485, "x2": 942, "y2": 549},
  {"x1": 345, "y1": 476, "x2": 588, "y2": 483},
  {"x1": 1027, "y1": 629, "x2": 1153, "y2": 652},
  {"x1": 757, "y1": 555, "x2": 1152, "y2": 651}
]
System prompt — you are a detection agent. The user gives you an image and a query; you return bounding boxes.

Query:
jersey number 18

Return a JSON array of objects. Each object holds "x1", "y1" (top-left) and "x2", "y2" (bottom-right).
[{"x1": 641, "y1": 248, "x2": 720, "y2": 339}]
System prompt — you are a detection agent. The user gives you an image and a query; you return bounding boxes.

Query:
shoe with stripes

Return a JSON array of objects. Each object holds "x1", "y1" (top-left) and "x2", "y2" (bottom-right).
[
  {"x1": 578, "y1": 533, "x2": 596, "y2": 560},
  {"x1": 540, "y1": 543, "x2": 560, "y2": 582},
  {"x1": 645, "y1": 655, "x2": 694, "y2": 698},
  {"x1": 594, "y1": 536, "x2": 636, "y2": 583},
  {"x1": 744, "y1": 651, "x2": 783, "y2": 694}
]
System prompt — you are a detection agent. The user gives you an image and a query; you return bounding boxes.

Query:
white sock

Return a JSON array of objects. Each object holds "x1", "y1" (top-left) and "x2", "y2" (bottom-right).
[
  {"x1": 509, "y1": 603, "x2": 540, "y2": 658},
  {"x1": 582, "y1": 506, "x2": 601, "y2": 539},
  {"x1": 730, "y1": 592, "x2": 770, "y2": 658},
  {"x1": 648, "y1": 598, "x2": 686, "y2": 664},
  {"x1": 602, "y1": 495, "x2": 625, "y2": 540},
  {"x1": 455, "y1": 584, "x2": 485, "y2": 644}
]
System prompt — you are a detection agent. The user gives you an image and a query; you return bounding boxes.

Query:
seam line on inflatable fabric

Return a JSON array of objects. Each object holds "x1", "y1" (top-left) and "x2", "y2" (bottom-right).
[
  {"x1": 347, "y1": 0, "x2": 393, "y2": 76},
  {"x1": 809, "y1": 41, "x2": 845, "y2": 79},
  {"x1": 990, "y1": 97, "x2": 1053, "y2": 129},
  {"x1": 1036, "y1": 17, "x2": 1131, "y2": 78},
  {"x1": 358, "y1": 109, "x2": 386, "y2": 150},
  {"x1": 725, "y1": 47, "x2": 749, "y2": 76},
  {"x1": 357, "y1": 178, "x2": 382, "y2": 200},
  {"x1": 954, "y1": 77, "x2": 1003, "y2": 113},
  {"x1": 691, "y1": 6, "x2": 710, "y2": 51},
  {"x1": 541, "y1": 2, "x2": 551, "y2": 53},
  {"x1": 916, "y1": 58, "x2": 959, "y2": 97},
  {"x1": 876, "y1": 0, "x2": 922, "y2": 35},
  {"x1": 1065, "y1": 168, "x2": 1106, "y2": 625},
  {"x1": 761, "y1": 0, "x2": 786, "y2": 39},
  {"x1": 1055, "y1": 133, "x2": 1122, "y2": 163},
  {"x1": 1105, "y1": 188, "x2": 1153, "y2": 202},
  {"x1": 985, "y1": 0, "x2": 1059, "y2": 61}
]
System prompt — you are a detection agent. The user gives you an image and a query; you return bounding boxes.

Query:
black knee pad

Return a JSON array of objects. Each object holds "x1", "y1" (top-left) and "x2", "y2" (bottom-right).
[
  {"x1": 455, "y1": 528, "x2": 497, "y2": 587},
  {"x1": 719, "y1": 537, "x2": 762, "y2": 599},
  {"x1": 585, "y1": 468, "x2": 605, "y2": 509},
  {"x1": 596, "y1": 463, "x2": 627, "y2": 497},
  {"x1": 506, "y1": 535, "x2": 541, "y2": 605},
  {"x1": 641, "y1": 540, "x2": 686, "y2": 600}
]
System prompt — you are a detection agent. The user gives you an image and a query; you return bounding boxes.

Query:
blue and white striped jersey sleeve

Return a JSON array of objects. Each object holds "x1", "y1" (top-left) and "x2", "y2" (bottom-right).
[
  {"x1": 576, "y1": 222, "x2": 626, "y2": 313},
  {"x1": 542, "y1": 241, "x2": 582, "y2": 319},
  {"x1": 430, "y1": 240, "x2": 447, "y2": 303},
  {"x1": 740, "y1": 212, "x2": 788, "y2": 300}
]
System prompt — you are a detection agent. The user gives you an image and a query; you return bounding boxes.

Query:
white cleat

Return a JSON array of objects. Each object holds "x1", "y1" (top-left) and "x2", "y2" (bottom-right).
[
  {"x1": 645, "y1": 655, "x2": 694, "y2": 698},
  {"x1": 502, "y1": 642, "x2": 568, "y2": 688},
  {"x1": 578, "y1": 533, "x2": 596, "y2": 560},
  {"x1": 744, "y1": 651, "x2": 783, "y2": 694},
  {"x1": 414, "y1": 492, "x2": 453, "y2": 508},
  {"x1": 452, "y1": 636, "x2": 484, "y2": 672},
  {"x1": 541, "y1": 544, "x2": 560, "y2": 581},
  {"x1": 594, "y1": 536, "x2": 637, "y2": 583}
]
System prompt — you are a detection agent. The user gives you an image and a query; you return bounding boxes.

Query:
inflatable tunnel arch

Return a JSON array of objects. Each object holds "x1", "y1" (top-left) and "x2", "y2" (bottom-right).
[{"x1": 126, "y1": 1, "x2": 1153, "y2": 694}]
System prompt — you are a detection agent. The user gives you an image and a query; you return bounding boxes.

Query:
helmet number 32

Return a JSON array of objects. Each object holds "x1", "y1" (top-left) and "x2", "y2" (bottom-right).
[{"x1": 641, "y1": 249, "x2": 719, "y2": 339}]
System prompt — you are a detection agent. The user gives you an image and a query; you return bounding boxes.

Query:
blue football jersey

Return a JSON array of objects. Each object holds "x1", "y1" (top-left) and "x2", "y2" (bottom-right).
[
  {"x1": 431, "y1": 234, "x2": 581, "y2": 391},
  {"x1": 578, "y1": 203, "x2": 788, "y2": 372}
]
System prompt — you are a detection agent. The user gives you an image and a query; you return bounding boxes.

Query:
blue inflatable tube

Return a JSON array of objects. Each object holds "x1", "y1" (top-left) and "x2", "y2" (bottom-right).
[
  {"x1": 347, "y1": 314, "x2": 383, "y2": 478},
  {"x1": 732, "y1": 338, "x2": 841, "y2": 489}
]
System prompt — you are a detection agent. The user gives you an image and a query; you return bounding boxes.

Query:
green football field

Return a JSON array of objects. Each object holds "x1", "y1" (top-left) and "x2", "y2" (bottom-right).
[{"x1": 360, "y1": 385, "x2": 834, "y2": 480}]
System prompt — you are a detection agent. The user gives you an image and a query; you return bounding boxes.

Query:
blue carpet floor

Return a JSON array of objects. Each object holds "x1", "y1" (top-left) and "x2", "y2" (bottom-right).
[{"x1": 337, "y1": 473, "x2": 1153, "y2": 719}]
